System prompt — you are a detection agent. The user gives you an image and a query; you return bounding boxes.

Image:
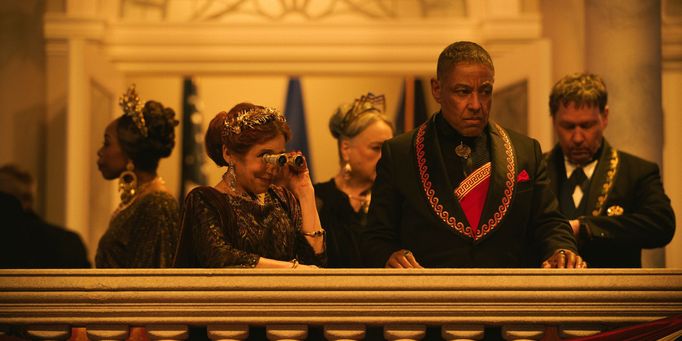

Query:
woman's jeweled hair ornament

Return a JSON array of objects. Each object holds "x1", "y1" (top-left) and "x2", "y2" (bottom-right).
[
  {"x1": 340, "y1": 93, "x2": 386, "y2": 131},
  {"x1": 119, "y1": 84, "x2": 148, "y2": 137},
  {"x1": 223, "y1": 106, "x2": 286, "y2": 136}
]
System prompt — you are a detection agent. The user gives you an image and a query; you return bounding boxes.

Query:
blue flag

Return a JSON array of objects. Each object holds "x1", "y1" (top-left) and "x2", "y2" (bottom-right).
[
  {"x1": 284, "y1": 77, "x2": 314, "y2": 179},
  {"x1": 180, "y1": 77, "x2": 208, "y2": 202},
  {"x1": 395, "y1": 77, "x2": 429, "y2": 135}
]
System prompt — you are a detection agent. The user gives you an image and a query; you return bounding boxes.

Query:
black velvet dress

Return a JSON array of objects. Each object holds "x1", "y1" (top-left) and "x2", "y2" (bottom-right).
[
  {"x1": 313, "y1": 179, "x2": 366, "y2": 268},
  {"x1": 174, "y1": 186, "x2": 325, "y2": 267}
]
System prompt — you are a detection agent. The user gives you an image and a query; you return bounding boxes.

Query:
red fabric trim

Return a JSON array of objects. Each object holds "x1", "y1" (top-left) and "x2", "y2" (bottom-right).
[{"x1": 568, "y1": 314, "x2": 682, "y2": 341}]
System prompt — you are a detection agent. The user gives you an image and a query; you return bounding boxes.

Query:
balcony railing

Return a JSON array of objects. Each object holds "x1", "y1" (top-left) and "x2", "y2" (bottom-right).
[{"x1": 1, "y1": 269, "x2": 681, "y2": 340}]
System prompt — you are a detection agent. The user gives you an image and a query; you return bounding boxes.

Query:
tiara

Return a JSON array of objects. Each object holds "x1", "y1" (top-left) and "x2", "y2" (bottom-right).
[
  {"x1": 341, "y1": 93, "x2": 386, "y2": 129},
  {"x1": 119, "y1": 84, "x2": 148, "y2": 137},
  {"x1": 223, "y1": 106, "x2": 286, "y2": 136}
]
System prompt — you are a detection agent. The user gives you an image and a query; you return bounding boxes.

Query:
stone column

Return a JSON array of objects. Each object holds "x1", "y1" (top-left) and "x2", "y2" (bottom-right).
[
  {"x1": 540, "y1": 0, "x2": 585, "y2": 82},
  {"x1": 585, "y1": 0, "x2": 664, "y2": 267}
]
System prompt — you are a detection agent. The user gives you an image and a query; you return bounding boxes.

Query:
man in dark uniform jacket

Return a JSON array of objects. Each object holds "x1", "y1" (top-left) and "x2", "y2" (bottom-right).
[
  {"x1": 0, "y1": 164, "x2": 90, "y2": 268},
  {"x1": 363, "y1": 41, "x2": 584, "y2": 269},
  {"x1": 544, "y1": 73, "x2": 675, "y2": 268}
]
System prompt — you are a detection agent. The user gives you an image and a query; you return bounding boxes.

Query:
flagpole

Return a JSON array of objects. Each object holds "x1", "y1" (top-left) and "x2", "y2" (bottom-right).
[{"x1": 404, "y1": 76, "x2": 415, "y2": 132}]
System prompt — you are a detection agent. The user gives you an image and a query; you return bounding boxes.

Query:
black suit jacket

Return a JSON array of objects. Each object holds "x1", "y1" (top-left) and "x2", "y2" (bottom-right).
[
  {"x1": 545, "y1": 140, "x2": 675, "y2": 267},
  {"x1": 0, "y1": 193, "x2": 90, "y2": 268},
  {"x1": 363, "y1": 115, "x2": 577, "y2": 268}
]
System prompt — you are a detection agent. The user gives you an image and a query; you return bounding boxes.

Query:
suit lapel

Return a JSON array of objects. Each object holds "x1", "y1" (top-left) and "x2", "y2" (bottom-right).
[
  {"x1": 546, "y1": 146, "x2": 565, "y2": 196},
  {"x1": 474, "y1": 123, "x2": 516, "y2": 240},
  {"x1": 422, "y1": 117, "x2": 471, "y2": 226},
  {"x1": 413, "y1": 116, "x2": 474, "y2": 238},
  {"x1": 583, "y1": 140, "x2": 619, "y2": 216}
]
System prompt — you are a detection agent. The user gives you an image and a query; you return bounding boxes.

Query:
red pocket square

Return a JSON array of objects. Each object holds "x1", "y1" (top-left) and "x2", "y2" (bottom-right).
[{"x1": 517, "y1": 170, "x2": 530, "y2": 182}]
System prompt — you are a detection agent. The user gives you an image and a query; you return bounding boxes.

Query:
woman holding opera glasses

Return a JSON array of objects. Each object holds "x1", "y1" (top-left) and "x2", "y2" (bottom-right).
[{"x1": 174, "y1": 103, "x2": 325, "y2": 268}]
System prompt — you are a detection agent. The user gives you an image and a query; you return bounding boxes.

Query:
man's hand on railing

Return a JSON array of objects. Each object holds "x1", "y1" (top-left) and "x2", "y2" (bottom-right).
[
  {"x1": 385, "y1": 249, "x2": 424, "y2": 268},
  {"x1": 541, "y1": 249, "x2": 588, "y2": 269}
]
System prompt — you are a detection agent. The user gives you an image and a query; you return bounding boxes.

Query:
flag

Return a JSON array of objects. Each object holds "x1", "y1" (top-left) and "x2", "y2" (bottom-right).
[
  {"x1": 180, "y1": 77, "x2": 208, "y2": 202},
  {"x1": 395, "y1": 77, "x2": 429, "y2": 134},
  {"x1": 284, "y1": 77, "x2": 314, "y2": 179}
]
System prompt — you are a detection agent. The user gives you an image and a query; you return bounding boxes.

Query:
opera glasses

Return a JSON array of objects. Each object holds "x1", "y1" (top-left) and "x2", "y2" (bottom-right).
[{"x1": 262, "y1": 152, "x2": 306, "y2": 171}]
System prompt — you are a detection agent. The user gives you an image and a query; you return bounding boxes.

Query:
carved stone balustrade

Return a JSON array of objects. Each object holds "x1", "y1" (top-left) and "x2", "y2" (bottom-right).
[{"x1": 0, "y1": 269, "x2": 680, "y2": 340}]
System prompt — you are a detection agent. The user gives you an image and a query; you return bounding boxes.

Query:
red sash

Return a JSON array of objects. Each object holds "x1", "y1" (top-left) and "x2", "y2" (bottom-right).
[{"x1": 454, "y1": 162, "x2": 491, "y2": 235}]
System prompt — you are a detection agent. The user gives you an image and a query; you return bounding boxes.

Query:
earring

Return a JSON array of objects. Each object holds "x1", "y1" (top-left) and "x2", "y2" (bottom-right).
[
  {"x1": 343, "y1": 160, "x2": 352, "y2": 182},
  {"x1": 118, "y1": 160, "x2": 137, "y2": 205},
  {"x1": 227, "y1": 163, "x2": 237, "y2": 192}
]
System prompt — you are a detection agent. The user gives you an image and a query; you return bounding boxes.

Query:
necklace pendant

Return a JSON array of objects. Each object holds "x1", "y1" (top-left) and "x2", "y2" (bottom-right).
[{"x1": 455, "y1": 142, "x2": 472, "y2": 159}]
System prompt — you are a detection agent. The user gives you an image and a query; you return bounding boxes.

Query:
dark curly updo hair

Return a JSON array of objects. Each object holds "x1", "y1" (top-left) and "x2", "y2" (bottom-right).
[
  {"x1": 117, "y1": 100, "x2": 179, "y2": 172},
  {"x1": 205, "y1": 102, "x2": 290, "y2": 167}
]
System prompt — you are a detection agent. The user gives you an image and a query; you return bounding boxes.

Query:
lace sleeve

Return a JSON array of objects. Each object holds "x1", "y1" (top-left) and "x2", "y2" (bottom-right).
[
  {"x1": 274, "y1": 186, "x2": 327, "y2": 267},
  {"x1": 179, "y1": 187, "x2": 260, "y2": 268}
]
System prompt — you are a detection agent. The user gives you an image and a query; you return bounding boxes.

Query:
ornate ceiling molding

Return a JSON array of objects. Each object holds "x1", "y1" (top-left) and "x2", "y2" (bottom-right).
[{"x1": 43, "y1": 1, "x2": 542, "y2": 75}]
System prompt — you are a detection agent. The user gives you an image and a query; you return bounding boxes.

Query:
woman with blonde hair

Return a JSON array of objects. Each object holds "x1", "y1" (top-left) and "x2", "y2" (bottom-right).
[{"x1": 314, "y1": 93, "x2": 393, "y2": 267}]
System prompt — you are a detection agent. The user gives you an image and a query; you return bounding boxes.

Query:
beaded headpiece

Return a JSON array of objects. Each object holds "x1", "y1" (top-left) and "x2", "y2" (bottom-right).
[
  {"x1": 119, "y1": 84, "x2": 148, "y2": 137},
  {"x1": 223, "y1": 106, "x2": 286, "y2": 136},
  {"x1": 340, "y1": 92, "x2": 386, "y2": 130}
]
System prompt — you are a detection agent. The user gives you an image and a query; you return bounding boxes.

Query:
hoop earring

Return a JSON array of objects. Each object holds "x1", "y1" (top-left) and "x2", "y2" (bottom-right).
[
  {"x1": 343, "y1": 160, "x2": 352, "y2": 182},
  {"x1": 118, "y1": 160, "x2": 137, "y2": 205}
]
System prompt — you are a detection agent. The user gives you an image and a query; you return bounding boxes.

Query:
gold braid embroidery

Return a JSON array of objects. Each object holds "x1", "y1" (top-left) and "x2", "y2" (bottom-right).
[
  {"x1": 415, "y1": 122, "x2": 515, "y2": 240},
  {"x1": 592, "y1": 149, "x2": 619, "y2": 216},
  {"x1": 454, "y1": 162, "x2": 491, "y2": 200}
]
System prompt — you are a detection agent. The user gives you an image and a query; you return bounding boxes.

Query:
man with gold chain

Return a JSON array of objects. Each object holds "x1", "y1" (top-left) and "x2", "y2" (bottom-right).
[
  {"x1": 363, "y1": 41, "x2": 584, "y2": 268},
  {"x1": 544, "y1": 73, "x2": 675, "y2": 268}
]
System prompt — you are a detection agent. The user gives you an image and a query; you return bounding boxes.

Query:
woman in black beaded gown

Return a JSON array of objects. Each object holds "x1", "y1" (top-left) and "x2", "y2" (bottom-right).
[
  {"x1": 95, "y1": 85, "x2": 180, "y2": 268},
  {"x1": 314, "y1": 93, "x2": 393, "y2": 267}
]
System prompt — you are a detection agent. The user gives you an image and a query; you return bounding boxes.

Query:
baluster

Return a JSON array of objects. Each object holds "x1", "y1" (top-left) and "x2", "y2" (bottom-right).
[
  {"x1": 442, "y1": 325, "x2": 484, "y2": 341},
  {"x1": 25, "y1": 324, "x2": 71, "y2": 341},
  {"x1": 323, "y1": 324, "x2": 365, "y2": 341},
  {"x1": 265, "y1": 324, "x2": 307, "y2": 341},
  {"x1": 501, "y1": 325, "x2": 545, "y2": 341},
  {"x1": 145, "y1": 325, "x2": 188, "y2": 341},
  {"x1": 384, "y1": 324, "x2": 426, "y2": 341},
  {"x1": 559, "y1": 324, "x2": 604, "y2": 338},
  {"x1": 86, "y1": 325, "x2": 129, "y2": 341},
  {"x1": 207, "y1": 324, "x2": 249, "y2": 341}
]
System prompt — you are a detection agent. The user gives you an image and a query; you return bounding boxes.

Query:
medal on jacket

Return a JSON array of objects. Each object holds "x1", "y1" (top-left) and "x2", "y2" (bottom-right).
[{"x1": 455, "y1": 141, "x2": 472, "y2": 159}]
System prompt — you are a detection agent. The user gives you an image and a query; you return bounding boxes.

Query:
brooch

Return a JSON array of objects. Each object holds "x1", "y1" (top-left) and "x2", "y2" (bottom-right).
[
  {"x1": 606, "y1": 205, "x2": 624, "y2": 216},
  {"x1": 455, "y1": 141, "x2": 472, "y2": 159}
]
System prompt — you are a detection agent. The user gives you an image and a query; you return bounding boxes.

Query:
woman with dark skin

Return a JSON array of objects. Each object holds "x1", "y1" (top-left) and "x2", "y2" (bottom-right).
[
  {"x1": 175, "y1": 103, "x2": 325, "y2": 269},
  {"x1": 95, "y1": 85, "x2": 180, "y2": 268}
]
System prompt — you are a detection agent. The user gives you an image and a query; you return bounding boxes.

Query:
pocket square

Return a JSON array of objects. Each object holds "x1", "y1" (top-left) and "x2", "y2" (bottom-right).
[{"x1": 517, "y1": 170, "x2": 530, "y2": 182}]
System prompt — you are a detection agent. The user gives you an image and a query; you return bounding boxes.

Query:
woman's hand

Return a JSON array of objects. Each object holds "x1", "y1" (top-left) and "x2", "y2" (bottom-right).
[
  {"x1": 277, "y1": 152, "x2": 315, "y2": 199},
  {"x1": 273, "y1": 152, "x2": 325, "y2": 255},
  {"x1": 542, "y1": 249, "x2": 587, "y2": 268}
]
